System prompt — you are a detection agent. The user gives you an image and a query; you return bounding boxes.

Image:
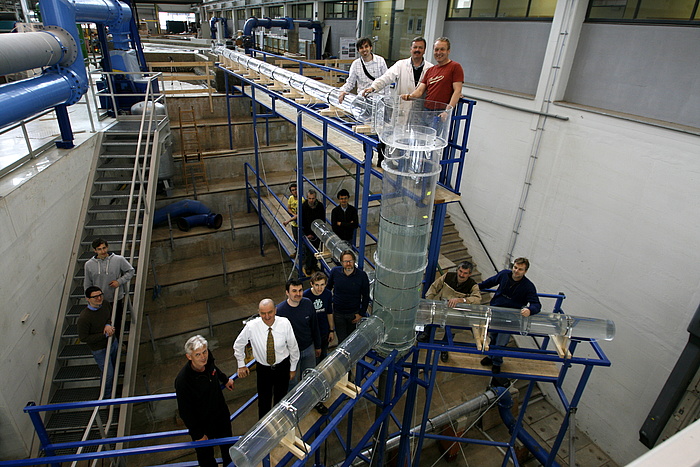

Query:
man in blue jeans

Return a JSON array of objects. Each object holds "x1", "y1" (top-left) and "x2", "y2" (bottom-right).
[
  {"x1": 78, "y1": 286, "x2": 119, "y2": 395},
  {"x1": 478, "y1": 258, "x2": 541, "y2": 374}
]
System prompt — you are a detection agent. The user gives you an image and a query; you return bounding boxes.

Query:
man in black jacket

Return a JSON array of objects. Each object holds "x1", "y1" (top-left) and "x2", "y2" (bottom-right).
[
  {"x1": 301, "y1": 188, "x2": 326, "y2": 274},
  {"x1": 175, "y1": 335, "x2": 234, "y2": 467},
  {"x1": 330, "y1": 189, "x2": 359, "y2": 243}
]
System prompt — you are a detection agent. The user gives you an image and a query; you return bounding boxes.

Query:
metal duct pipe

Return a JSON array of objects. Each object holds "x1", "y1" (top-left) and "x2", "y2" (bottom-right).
[
  {"x1": 495, "y1": 386, "x2": 562, "y2": 467},
  {"x1": 0, "y1": 29, "x2": 73, "y2": 76},
  {"x1": 0, "y1": 74, "x2": 75, "y2": 129},
  {"x1": 416, "y1": 299, "x2": 616, "y2": 341},
  {"x1": 0, "y1": 0, "x2": 133, "y2": 130},
  {"x1": 339, "y1": 387, "x2": 514, "y2": 466},
  {"x1": 229, "y1": 316, "x2": 386, "y2": 467}
]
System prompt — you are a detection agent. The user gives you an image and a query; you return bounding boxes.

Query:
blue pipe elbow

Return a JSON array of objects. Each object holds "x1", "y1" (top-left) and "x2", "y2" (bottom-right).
[
  {"x1": 177, "y1": 213, "x2": 223, "y2": 232},
  {"x1": 153, "y1": 199, "x2": 213, "y2": 226}
]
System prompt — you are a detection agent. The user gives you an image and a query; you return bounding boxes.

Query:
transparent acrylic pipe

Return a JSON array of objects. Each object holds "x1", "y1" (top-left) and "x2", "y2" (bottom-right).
[
  {"x1": 311, "y1": 219, "x2": 353, "y2": 262},
  {"x1": 216, "y1": 47, "x2": 376, "y2": 124},
  {"x1": 229, "y1": 316, "x2": 385, "y2": 467},
  {"x1": 372, "y1": 97, "x2": 453, "y2": 357},
  {"x1": 415, "y1": 300, "x2": 616, "y2": 341}
]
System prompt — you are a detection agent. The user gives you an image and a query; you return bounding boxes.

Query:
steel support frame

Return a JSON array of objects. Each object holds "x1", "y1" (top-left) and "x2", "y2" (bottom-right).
[{"x1": 411, "y1": 326, "x2": 611, "y2": 467}]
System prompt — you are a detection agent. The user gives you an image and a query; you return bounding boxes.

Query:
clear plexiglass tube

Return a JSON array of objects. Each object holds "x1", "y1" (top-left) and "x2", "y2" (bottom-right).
[
  {"x1": 416, "y1": 299, "x2": 615, "y2": 341},
  {"x1": 229, "y1": 316, "x2": 386, "y2": 467}
]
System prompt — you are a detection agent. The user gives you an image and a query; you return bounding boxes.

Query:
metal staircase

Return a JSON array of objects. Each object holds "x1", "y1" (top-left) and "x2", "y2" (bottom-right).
[{"x1": 35, "y1": 85, "x2": 168, "y2": 457}]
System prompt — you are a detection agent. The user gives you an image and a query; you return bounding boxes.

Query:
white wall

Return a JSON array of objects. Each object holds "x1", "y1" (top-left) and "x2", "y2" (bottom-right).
[
  {"x1": 457, "y1": 92, "x2": 700, "y2": 464},
  {"x1": 0, "y1": 137, "x2": 96, "y2": 459}
]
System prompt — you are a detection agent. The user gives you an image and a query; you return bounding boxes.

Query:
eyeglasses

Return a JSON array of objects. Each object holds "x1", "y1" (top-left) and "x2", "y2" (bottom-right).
[{"x1": 89, "y1": 293, "x2": 104, "y2": 299}]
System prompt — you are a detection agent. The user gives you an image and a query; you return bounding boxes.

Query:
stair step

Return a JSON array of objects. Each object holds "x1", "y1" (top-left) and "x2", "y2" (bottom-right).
[
  {"x1": 94, "y1": 177, "x2": 148, "y2": 185},
  {"x1": 45, "y1": 408, "x2": 117, "y2": 432},
  {"x1": 84, "y1": 219, "x2": 142, "y2": 229},
  {"x1": 63, "y1": 323, "x2": 79, "y2": 339},
  {"x1": 80, "y1": 235, "x2": 139, "y2": 247},
  {"x1": 50, "y1": 426, "x2": 119, "y2": 455},
  {"x1": 87, "y1": 204, "x2": 142, "y2": 214},
  {"x1": 54, "y1": 364, "x2": 102, "y2": 383},
  {"x1": 67, "y1": 304, "x2": 84, "y2": 318},
  {"x1": 50, "y1": 387, "x2": 102, "y2": 404},
  {"x1": 90, "y1": 190, "x2": 137, "y2": 199},
  {"x1": 59, "y1": 344, "x2": 92, "y2": 360}
]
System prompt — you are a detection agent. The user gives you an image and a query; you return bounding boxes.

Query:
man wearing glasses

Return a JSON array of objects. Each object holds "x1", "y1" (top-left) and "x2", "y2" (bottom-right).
[
  {"x1": 327, "y1": 250, "x2": 370, "y2": 345},
  {"x1": 478, "y1": 258, "x2": 541, "y2": 374},
  {"x1": 78, "y1": 286, "x2": 119, "y2": 394}
]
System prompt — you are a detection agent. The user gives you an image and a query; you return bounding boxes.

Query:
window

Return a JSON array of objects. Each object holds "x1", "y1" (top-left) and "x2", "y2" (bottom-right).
[
  {"x1": 158, "y1": 12, "x2": 195, "y2": 31},
  {"x1": 267, "y1": 5, "x2": 284, "y2": 18},
  {"x1": 291, "y1": 3, "x2": 314, "y2": 19},
  {"x1": 324, "y1": 1, "x2": 358, "y2": 19},
  {"x1": 587, "y1": 0, "x2": 700, "y2": 23},
  {"x1": 447, "y1": 0, "x2": 556, "y2": 19},
  {"x1": 250, "y1": 7, "x2": 262, "y2": 18},
  {"x1": 236, "y1": 9, "x2": 246, "y2": 22}
]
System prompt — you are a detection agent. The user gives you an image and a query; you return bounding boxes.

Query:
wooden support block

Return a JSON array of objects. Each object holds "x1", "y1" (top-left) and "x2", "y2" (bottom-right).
[
  {"x1": 334, "y1": 374, "x2": 361, "y2": 399},
  {"x1": 320, "y1": 108, "x2": 350, "y2": 117},
  {"x1": 471, "y1": 326, "x2": 490, "y2": 351},
  {"x1": 268, "y1": 84, "x2": 285, "y2": 91},
  {"x1": 280, "y1": 431, "x2": 311, "y2": 460},
  {"x1": 284, "y1": 90, "x2": 303, "y2": 98},
  {"x1": 352, "y1": 125, "x2": 374, "y2": 134},
  {"x1": 550, "y1": 334, "x2": 572, "y2": 359}
]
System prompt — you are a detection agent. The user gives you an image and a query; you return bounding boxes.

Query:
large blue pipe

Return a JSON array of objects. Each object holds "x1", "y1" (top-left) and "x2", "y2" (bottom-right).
[
  {"x1": 0, "y1": 0, "x2": 133, "y2": 130},
  {"x1": 242, "y1": 16, "x2": 323, "y2": 59}
]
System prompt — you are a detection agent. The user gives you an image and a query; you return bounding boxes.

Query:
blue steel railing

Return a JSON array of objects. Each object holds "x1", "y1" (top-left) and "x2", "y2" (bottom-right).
[{"x1": 0, "y1": 360, "x2": 256, "y2": 467}]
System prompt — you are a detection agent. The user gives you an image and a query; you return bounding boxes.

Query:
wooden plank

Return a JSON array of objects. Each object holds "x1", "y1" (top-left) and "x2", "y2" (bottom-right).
[
  {"x1": 162, "y1": 89, "x2": 213, "y2": 95},
  {"x1": 149, "y1": 61, "x2": 211, "y2": 67}
]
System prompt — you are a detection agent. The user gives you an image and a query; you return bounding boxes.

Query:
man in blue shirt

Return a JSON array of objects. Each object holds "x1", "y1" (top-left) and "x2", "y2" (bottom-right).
[
  {"x1": 478, "y1": 257, "x2": 541, "y2": 374},
  {"x1": 303, "y1": 271, "x2": 334, "y2": 362},
  {"x1": 327, "y1": 250, "x2": 370, "y2": 345}
]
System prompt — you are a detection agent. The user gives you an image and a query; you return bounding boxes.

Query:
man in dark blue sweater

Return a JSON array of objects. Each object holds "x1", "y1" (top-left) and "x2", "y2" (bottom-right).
[
  {"x1": 478, "y1": 257, "x2": 541, "y2": 373},
  {"x1": 276, "y1": 279, "x2": 321, "y2": 380},
  {"x1": 327, "y1": 250, "x2": 371, "y2": 345}
]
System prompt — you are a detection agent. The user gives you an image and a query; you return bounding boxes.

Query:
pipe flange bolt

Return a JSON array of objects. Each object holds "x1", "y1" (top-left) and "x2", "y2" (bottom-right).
[{"x1": 43, "y1": 25, "x2": 78, "y2": 67}]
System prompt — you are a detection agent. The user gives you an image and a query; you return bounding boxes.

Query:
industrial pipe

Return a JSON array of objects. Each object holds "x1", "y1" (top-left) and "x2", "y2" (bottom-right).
[
  {"x1": 416, "y1": 299, "x2": 615, "y2": 341},
  {"x1": 216, "y1": 46, "x2": 373, "y2": 123},
  {"x1": 0, "y1": 29, "x2": 73, "y2": 76},
  {"x1": 229, "y1": 316, "x2": 386, "y2": 467},
  {"x1": 153, "y1": 199, "x2": 212, "y2": 226},
  {"x1": 495, "y1": 386, "x2": 562, "y2": 467},
  {"x1": 311, "y1": 219, "x2": 353, "y2": 262},
  {"x1": 371, "y1": 97, "x2": 453, "y2": 357},
  {"x1": 241, "y1": 17, "x2": 323, "y2": 60},
  {"x1": 341, "y1": 387, "x2": 516, "y2": 466},
  {"x1": 0, "y1": 0, "x2": 133, "y2": 130}
]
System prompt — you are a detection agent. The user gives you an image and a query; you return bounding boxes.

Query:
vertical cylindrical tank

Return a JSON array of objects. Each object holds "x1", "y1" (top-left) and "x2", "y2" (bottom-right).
[{"x1": 372, "y1": 97, "x2": 453, "y2": 357}]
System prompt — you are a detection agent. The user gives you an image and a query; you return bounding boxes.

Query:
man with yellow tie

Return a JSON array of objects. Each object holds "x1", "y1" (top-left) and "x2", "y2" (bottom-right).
[{"x1": 233, "y1": 299, "x2": 300, "y2": 419}]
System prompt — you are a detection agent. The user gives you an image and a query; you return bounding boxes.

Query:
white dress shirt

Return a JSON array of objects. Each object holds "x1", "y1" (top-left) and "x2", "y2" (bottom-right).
[{"x1": 233, "y1": 316, "x2": 300, "y2": 371}]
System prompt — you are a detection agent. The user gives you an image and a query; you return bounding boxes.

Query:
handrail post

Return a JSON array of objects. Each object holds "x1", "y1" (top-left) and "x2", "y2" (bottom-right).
[
  {"x1": 25, "y1": 402, "x2": 59, "y2": 464},
  {"x1": 221, "y1": 247, "x2": 228, "y2": 284}
]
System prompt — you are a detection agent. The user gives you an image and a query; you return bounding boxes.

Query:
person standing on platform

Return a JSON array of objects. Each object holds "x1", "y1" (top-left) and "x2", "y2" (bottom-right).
[
  {"x1": 422, "y1": 261, "x2": 482, "y2": 362},
  {"x1": 283, "y1": 183, "x2": 304, "y2": 253},
  {"x1": 233, "y1": 299, "x2": 299, "y2": 418},
  {"x1": 338, "y1": 36, "x2": 387, "y2": 104},
  {"x1": 401, "y1": 37, "x2": 464, "y2": 111},
  {"x1": 478, "y1": 257, "x2": 541, "y2": 374},
  {"x1": 331, "y1": 189, "x2": 359, "y2": 243},
  {"x1": 327, "y1": 250, "x2": 370, "y2": 345},
  {"x1": 304, "y1": 271, "x2": 335, "y2": 361},
  {"x1": 300, "y1": 189, "x2": 326, "y2": 275},
  {"x1": 174, "y1": 335, "x2": 234, "y2": 467},
  {"x1": 363, "y1": 36, "x2": 433, "y2": 98}
]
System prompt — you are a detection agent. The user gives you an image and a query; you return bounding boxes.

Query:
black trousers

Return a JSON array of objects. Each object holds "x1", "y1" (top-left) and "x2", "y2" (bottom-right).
[
  {"x1": 334, "y1": 312, "x2": 358, "y2": 345},
  {"x1": 256, "y1": 357, "x2": 290, "y2": 419},
  {"x1": 191, "y1": 416, "x2": 233, "y2": 467}
]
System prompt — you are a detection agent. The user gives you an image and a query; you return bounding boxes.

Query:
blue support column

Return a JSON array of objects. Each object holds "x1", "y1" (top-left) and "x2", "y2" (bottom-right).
[
  {"x1": 423, "y1": 202, "x2": 447, "y2": 296},
  {"x1": 54, "y1": 104, "x2": 74, "y2": 149}
]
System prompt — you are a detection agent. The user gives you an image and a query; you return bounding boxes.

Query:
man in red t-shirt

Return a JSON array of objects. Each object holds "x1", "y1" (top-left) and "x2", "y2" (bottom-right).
[{"x1": 401, "y1": 37, "x2": 464, "y2": 111}]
